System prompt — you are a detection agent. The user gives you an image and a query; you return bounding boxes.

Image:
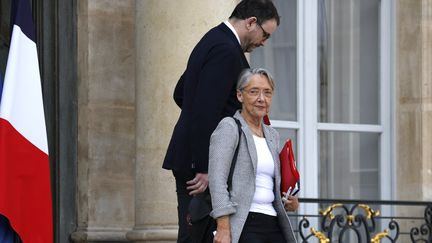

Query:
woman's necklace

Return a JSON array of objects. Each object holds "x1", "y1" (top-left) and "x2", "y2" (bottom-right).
[
  {"x1": 249, "y1": 126, "x2": 264, "y2": 137},
  {"x1": 240, "y1": 111, "x2": 264, "y2": 137}
]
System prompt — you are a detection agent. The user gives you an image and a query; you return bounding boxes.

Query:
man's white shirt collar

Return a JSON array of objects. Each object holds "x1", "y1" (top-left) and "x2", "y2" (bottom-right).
[{"x1": 224, "y1": 20, "x2": 241, "y2": 45}]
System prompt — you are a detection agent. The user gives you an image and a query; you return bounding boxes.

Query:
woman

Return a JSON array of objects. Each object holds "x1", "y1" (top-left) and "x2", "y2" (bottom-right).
[{"x1": 208, "y1": 68, "x2": 298, "y2": 243}]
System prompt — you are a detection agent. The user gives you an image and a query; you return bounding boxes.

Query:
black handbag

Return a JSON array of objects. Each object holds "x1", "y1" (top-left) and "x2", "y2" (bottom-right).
[{"x1": 188, "y1": 118, "x2": 242, "y2": 243}]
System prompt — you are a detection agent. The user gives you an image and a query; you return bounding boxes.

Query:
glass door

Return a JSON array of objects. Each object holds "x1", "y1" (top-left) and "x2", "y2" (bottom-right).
[
  {"x1": 318, "y1": 0, "x2": 381, "y2": 200},
  {"x1": 251, "y1": 0, "x2": 393, "y2": 202}
]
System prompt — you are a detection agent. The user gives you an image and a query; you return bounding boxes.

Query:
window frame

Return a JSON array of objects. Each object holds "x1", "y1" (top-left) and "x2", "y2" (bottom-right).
[{"x1": 269, "y1": 0, "x2": 395, "y2": 206}]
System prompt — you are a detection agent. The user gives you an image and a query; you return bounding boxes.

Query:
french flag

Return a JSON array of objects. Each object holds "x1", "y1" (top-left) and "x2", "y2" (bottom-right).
[
  {"x1": 1, "y1": 72, "x2": 16, "y2": 242},
  {"x1": 0, "y1": 0, "x2": 53, "y2": 242}
]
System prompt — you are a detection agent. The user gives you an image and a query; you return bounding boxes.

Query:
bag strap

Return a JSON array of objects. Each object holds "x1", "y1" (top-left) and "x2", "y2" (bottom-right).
[{"x1": 227, "y1": 118, "x2": 242, "y2": 192}]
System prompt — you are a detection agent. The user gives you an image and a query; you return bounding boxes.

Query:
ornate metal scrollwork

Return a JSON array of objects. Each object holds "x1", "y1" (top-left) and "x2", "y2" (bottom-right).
[
  {"x1": 410, "y1": 204, "x2": 432, "y2": 243},
  {"x1": 370, "y1": 221, "x2": 399, "y2": 243},
  {"x1": 299, "y1": 217, "x2": 316, "y2": 242},
  {"x1": 371, "y1": 229, "x2": 389, "y2": 243},
  {"x1": 299, "y1": 203, "x2": 400, "y2": 243},
  {"x1": 310, "y1": 227, "x2": 330, "y2": 243}
]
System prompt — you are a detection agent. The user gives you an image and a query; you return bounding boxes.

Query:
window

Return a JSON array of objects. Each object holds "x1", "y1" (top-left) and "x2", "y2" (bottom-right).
[{"x1": 252, "y1": 0, "x2": 394, "y2": 203}]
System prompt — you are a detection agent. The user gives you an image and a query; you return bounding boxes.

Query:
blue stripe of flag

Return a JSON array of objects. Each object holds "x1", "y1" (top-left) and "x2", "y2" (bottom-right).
[
  {"x1": 11, "y1": 0, "x2": 36, "y2": 43},
  {"x1": 0, "y1": 214, "x2": 14, "y2": 243}
]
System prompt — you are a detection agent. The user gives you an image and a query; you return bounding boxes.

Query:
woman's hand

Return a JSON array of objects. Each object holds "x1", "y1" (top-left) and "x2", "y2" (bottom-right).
[
  {"x1": 282, "y1": 193, "x2": 299, "y2": 211},
  {"x1": 214, "y1": 216, "x2": 231, "y2": 243}
]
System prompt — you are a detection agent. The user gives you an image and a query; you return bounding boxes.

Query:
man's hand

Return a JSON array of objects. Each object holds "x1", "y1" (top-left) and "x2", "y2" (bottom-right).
[
  {"x1": 186, "y1": 173, "x2": 208, "y2": 195},
  {"x1": 282, "y1": 193, "x2": 299, "y2": 211}
]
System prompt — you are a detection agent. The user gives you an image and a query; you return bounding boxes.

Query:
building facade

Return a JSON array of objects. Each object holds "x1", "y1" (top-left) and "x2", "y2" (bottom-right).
[{"x1": 1, "y1": 0, "x2": 432, "y2": 242}]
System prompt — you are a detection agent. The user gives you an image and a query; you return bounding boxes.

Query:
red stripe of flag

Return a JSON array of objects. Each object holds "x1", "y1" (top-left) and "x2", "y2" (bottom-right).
[{"x1": 0, "y1": 119, "x2": 52, "y2": 242}]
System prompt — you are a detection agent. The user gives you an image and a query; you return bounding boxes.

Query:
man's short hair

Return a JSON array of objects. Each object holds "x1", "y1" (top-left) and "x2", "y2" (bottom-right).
[{"x1": 230, "y1": 0, "x2": 280, "y2": 25}]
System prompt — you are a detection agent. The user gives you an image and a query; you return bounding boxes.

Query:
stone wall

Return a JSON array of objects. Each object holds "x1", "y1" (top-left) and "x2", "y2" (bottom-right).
[
  {"x1": 396, "y1": 0, "x2": 432, "y2": 202},
  {"x1": 73, "y1": 0, "x2": 136, "y2": 241},
  {"x1": 396, "y1": 1, "x2": 432, "y2": 240},
  {"x1": 130, "y1": 1, "x2": 237, "y2": 242},
  {"x1": 419, "y1": 0, "x2": 432, "y2": 201}
]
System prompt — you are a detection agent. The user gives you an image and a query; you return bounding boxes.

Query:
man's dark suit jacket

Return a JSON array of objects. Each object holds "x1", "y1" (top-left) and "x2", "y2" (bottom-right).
[{"x1": 163, "y1": 23, "x2": 250, "y2": 173}]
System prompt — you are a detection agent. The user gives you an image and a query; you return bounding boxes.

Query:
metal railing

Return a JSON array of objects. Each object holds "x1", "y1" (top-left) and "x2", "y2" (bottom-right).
[{"x1": 290, "y1": 198, "x2": 432, "y2": 243}]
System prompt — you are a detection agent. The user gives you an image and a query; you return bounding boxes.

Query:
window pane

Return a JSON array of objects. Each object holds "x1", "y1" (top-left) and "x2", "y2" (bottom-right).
[
  {"x1": 251, "y1": 0, "x2": 297, "y2": 121},
  {"x1": 319, "y1": 131, "x2": 379, "y2": 200},
  {"x1": 276, "y1": 128, "x2": 297, "y2": 155},
  {"x1": 318, "y1": 0, "x2": 380, "y2": 124}
]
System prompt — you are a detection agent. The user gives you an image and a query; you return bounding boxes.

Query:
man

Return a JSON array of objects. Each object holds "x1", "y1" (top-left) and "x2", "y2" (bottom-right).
[{"x1": 163, "y1": 1, "x2": 280, "y2": 242}]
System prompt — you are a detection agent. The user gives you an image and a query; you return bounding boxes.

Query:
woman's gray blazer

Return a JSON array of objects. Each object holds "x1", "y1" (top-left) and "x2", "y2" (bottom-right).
[{"x1": 209, "y1": 111, "x2": 297, "y2": 243}]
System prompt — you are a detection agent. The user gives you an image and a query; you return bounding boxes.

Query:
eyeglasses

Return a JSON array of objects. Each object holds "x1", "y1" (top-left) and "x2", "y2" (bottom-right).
[
  {"x1": 242, "y1": 88, "x2": 273, "y2": 98},
  {"x1": 257, "y1": 23, "x2": 271, "y2": 41}
]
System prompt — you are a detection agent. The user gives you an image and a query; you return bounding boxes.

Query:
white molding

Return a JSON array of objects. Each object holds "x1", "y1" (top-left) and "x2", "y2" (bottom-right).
[
  {"x1": 298, "y1": 0, "x2": 319, "y2": 220},
  {"x1": 270, "y1": 120, "x2": 300, "y2": 129},
  {"x1": 380, "y1": 0, "x2": 394, "y2": 202},
  {"x1": 317, "y1": 123, "x2": 383, "y2": 133},
  {"x1": 390, "y1": 0, "x2": 397, "y2": 205},
  {"x1": 302, "y1": 0, "x2": 319, "y2": 199},
  {"x1": 379, "y1": 0, "x2": 396, "y2": 223}
]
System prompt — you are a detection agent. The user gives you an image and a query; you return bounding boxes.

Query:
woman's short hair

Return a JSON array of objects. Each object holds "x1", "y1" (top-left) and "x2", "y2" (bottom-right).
[{"x1": 237, "y1": 68, "x2": 275, "y2": 91}]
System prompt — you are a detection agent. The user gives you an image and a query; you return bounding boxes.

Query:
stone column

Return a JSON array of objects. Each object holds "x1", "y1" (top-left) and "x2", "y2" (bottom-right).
[
  {"x1": 72, "y1": 0, "x2": 136, "y2": 241},
  {"x1": 397, "y1": 0, "x2": 423, "y2": 201},
  {"x1": 127, "y1": 1, "x2": 237, "y2": 242},
  {"x1": 396, "y1": 2, "x2": 432, "y2": 240},
  {"x1": 420, "y1": 0, "x2": 432, "y2": 200},
  {"x1": 396, "y1": 0, "x2": 432, "y2": 202}
]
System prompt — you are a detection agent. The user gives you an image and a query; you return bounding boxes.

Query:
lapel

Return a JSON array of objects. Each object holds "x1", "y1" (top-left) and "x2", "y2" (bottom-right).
[
  {"x1": 234, "y1": 111, "x2": 258, "y2": 175},
  {"x1": 234, "y1": 111, "x2": 282, "y2": 188}
]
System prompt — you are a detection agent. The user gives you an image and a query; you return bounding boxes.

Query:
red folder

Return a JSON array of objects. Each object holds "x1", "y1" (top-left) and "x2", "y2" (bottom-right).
[{"x1": 280, "y1": 139, "x2": 300, "y2": 195}]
